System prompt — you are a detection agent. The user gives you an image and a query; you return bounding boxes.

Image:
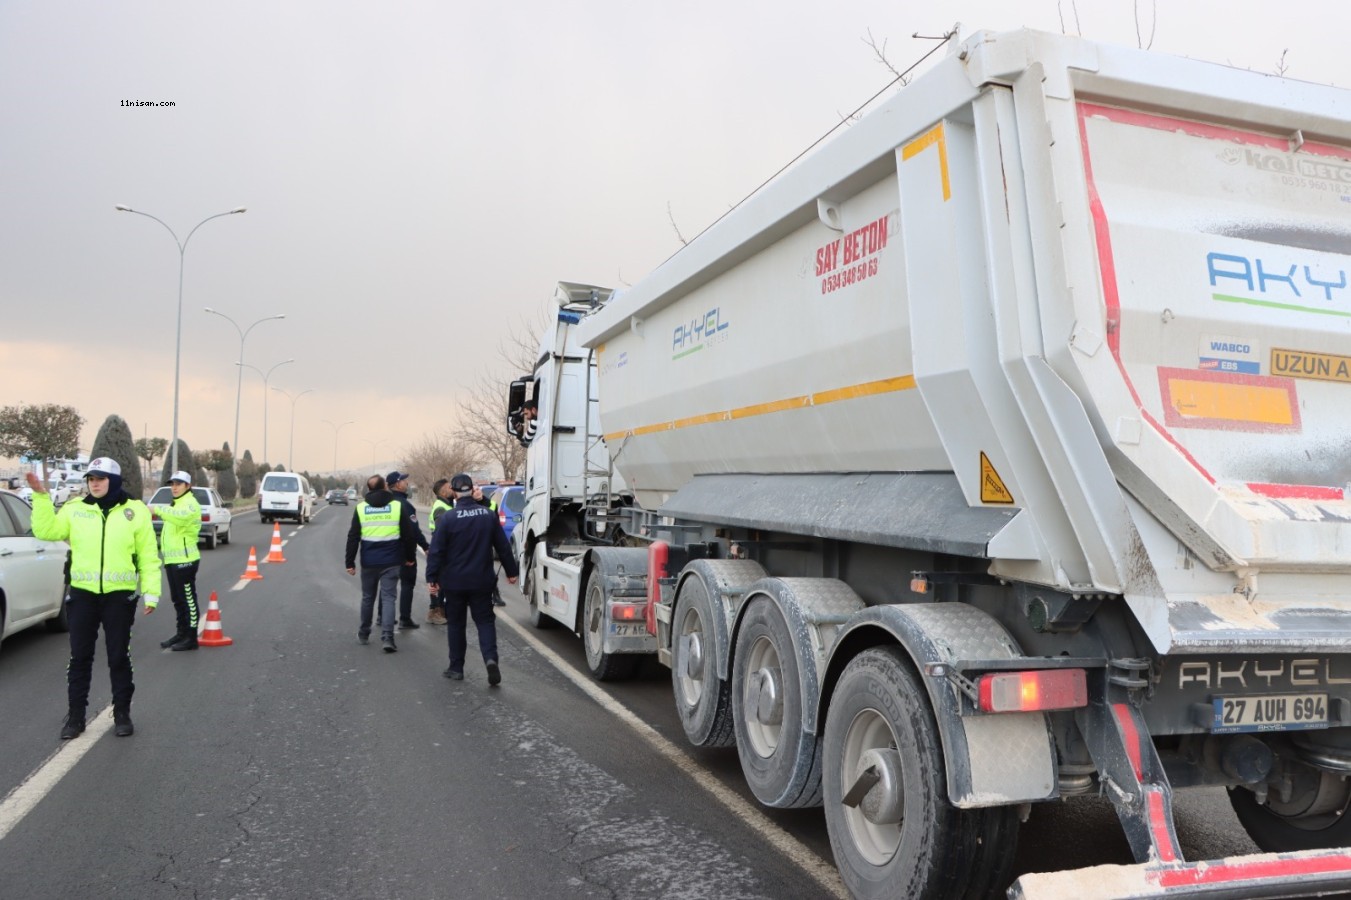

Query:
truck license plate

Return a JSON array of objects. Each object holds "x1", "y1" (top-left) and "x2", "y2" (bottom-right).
[
  {"x1": 609, "y1": 623, "x2": 647, "y2": 637},
  {"x1": 1212, "y1": 693, "x2": 1328, "y2": 734}
]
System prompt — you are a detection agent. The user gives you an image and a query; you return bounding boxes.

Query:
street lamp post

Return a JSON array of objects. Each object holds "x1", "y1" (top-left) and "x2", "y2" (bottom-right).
[
  {"x1": 273, "y1": 387, "x2": 314, "y2": 473},
  {"x1": 115, "y1": 204, "x2": 246, "y2": 474},
  {"x1": 361, "y1": 437, "x2": 389, "y2": 472},
  {"x1": 204, "y1": 308, "x2": 285, "y2": 468},
  {"x1": 237, "y1": 359, "x2": 294, "y2": 465},
  {"x1": 322, "y1": 419, "x2": 354, "y2": 475}
]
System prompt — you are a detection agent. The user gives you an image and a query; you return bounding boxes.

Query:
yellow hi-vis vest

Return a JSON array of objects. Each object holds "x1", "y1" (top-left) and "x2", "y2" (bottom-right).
[
  {"x1": 31, "y1": 493, "x2": 162, "y2": 602},
  {"x1": 157, "y1": 491, "x2": 202, "y2": 564},
  {"x1": 429, "y1": 497, "x2": 452, "y2": 533},
  {"x1": 356, "y1": 499, "x2": 402, "y2": 542}
]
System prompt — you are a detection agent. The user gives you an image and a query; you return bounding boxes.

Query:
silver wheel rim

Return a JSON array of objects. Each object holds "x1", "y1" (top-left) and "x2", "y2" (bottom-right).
[
  {"x1": 840, "y1": 708, "x2": 902, "y2": 866},
  {"x1": 585, "y1": 583, "x2": 604, "y2": 662},
  {"x1": 743, "y1": 634, "x2": 783, "y2": 758},
  {"x1": 675, "y1": 603, "x2": 706, "y2": 708}
]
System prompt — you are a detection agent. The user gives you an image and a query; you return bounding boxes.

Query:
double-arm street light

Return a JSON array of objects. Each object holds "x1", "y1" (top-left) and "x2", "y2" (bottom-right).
[
  {"x1": 237, "y1": 358, "x2": 294, "y2": 465},
  {"x1": 273, "y1": 387, "x2": 314, "y2": 473},
  {"x1": 361, "y1": 437, "x2": 389, "y2": 472},
  {"x1": 322, "y1": 419, "x2": 354, "y2": 475},
  {"x1": 204, "y1": 308, "x2": 285, "y2": 469},
  {"x1": 115, "y1": 204, "x2": 246, "y2": 474}
]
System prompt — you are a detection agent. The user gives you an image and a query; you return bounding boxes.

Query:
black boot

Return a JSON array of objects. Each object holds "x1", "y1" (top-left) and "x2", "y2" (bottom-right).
[
  {"x1": 60, "y1": 710, "x2": 86, "y2": 740},
  {"x1": 170, "y1": 633, "x2": 199, "y2": 651},
  {"x1": 113, "y1": 706, "x2": 134, "y2": 737},
  {"x1": 161, "y1": 631, "x2": 187, "y2": 649}
]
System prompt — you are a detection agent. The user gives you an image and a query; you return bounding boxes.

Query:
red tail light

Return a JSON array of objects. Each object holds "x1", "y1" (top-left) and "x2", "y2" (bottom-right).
[
  {"x1": 201, "y1": 513, "x2": 212, "y2": 523},
  {"x1": 978, "y1": 669, "x2": 1087, "y2": 713},
  {"x1": 499, "y1": 510, "x2": 506, "y2": 525},
  {"x1": 611, "y1": 603, "x2": 644, "y2": 621}
]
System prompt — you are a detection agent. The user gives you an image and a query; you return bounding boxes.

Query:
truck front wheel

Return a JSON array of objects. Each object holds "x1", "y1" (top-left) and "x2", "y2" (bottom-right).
[
  {"x1": 525, "y1": 566, "x2": 554, "y2": 629},
  {"x1": 1229, "y1": 770, "x2": 1351, "y2": 852},
  {"x1": 732, "y1": 595, "x2": 822, "y2": 808},
  {"x1": 581, "y1": 573, "x2": 636, "y2": 681},
  {"x1": 824, "y1": 646, "x2": 1016, "y2": 900}
]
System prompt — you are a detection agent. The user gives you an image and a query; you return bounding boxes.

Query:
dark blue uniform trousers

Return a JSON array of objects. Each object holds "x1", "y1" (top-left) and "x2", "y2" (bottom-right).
[
  {"x1": 67, "y1": 588, "x2": 137, "y2": 712},
  {"x1": 444, "y1": 588, "x2": 497, "y2": 673}
]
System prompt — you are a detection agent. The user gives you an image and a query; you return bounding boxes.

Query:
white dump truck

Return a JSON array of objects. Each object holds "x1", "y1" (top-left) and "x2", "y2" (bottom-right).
[{"x1": 509, "y1": 25, "x2": 1351, "y2": 899}]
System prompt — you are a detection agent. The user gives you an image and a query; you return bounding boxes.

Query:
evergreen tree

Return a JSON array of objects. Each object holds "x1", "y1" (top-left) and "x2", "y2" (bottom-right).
[
  {"x1": 237, "y1": 449, "x2": 258, "y2": 498},
  {"x1": 89, "y1": 414, "x2": 142, "y2": 499},
  {"x1": 159, "y1": 438, "x2": 195, "y2": 485},
  {"x1": 218, "y1": 442, "x2": 238, "y2": 500}
]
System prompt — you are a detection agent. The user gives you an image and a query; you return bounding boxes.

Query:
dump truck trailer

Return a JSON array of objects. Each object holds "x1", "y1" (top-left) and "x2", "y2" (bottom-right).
[{"x1": 509, "y1": 26, "x2": 1351, "y2": 899}]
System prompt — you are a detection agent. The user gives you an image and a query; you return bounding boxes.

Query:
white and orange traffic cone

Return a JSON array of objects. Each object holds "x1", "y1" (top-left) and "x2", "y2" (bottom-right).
[
  {"x1": 198, "y1": 591, "x2": 234, "y2": 647},
  {"x1": 242, "y1": 546, "x2": 264, "y2": 580},
  {"x1": 266, "y1": 522, "x2": 286, "y2": 563}
]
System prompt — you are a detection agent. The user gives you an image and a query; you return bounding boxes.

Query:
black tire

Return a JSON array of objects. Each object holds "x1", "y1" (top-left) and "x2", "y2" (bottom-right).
[
  {"x1": 45, "y1": 592, "x2": 70, "y2": 633},
  {"x1": 732, "y1": 595, "x2": 822, "y2": 808},
  {"x1": 581, "y1": 572, "x2": 636, "y2": 681},
  {"x1": 1229, "y1": 774, "x2": 1351, "y2": 852},
  {"x1": 203, "y1": 528, "x2": 217, "y2": 550},
  {"x1": 671, "y1": 576, "x2": 735, "y2": 748},
  {"x1": 525, "y1": 566, "x2": 554, "y2": 630},
  {"x1": 824, "y1": 646, "x2": 1015, "y2": 900},
  {"x1": 220, "y1": 525, "x2": 230, "y2": 546}
]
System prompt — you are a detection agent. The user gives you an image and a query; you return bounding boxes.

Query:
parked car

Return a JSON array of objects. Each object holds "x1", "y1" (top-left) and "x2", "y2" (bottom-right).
[
  {"x1": 147, "y1": 485, "x2": 233, "y2": 550},
  {"x1": 325, "y1": 489, "x2": 348, "y2": 505},
  {"x1": 495, "y1": 484, "x2": 525, "y2": 543},
  {"x1": 0, "y1": 491, "x2": 69, "y2": 657},
  {"x1": 258, "y1": 471, "x2": 314, "y2": 524}
]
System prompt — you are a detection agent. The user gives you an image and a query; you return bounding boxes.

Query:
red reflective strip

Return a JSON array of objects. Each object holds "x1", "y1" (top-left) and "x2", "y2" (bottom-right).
[
  {"x1": 1247, "y1": 482, "x2": 1345, "y2": 501},
  {"x1": 1154, "y1": 853, "x2": 1351, "y2": 888},
  {"x1": 1146, "y1": 788, "x2": 1178, "y2": 862},
  {"x1": 1076, "y1": 103, "x2": 1217, "y2": 486},
  {"x1": 1112, "y1": 702, "x2": 1144, "y2": 780},
  {"x1": 647, "y1": 541, "x2": 669, "y2": 635}
]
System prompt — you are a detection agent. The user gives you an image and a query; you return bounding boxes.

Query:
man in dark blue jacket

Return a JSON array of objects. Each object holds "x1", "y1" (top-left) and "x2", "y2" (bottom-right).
[
  {"x1": 426, "y1": 472, "x2": 518, "y2": 684},
  {"x1": 385, "y1": 470, "x2": 429, "y2": 630},
  {"x1": 345, "y1": 474, "x2": 419, "y2": 653}
]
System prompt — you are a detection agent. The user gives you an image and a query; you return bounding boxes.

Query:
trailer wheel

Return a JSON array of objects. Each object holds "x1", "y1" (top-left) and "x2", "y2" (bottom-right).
[
  {"x1": 732, "y1": 595, "x2": 822, "y2": 808},
  {"x1": 825, "y1": 646, "x2": 1007, "y2": 900},
  {"x1": 672, "y1": 575, "x2": 735, "y2": 748},
  {"x1": 581, "y1": 572, "x2": 636, "y2": 681},
  {"x1": 1229, "y1": 772, "x2": 1351, "y2": 852}
]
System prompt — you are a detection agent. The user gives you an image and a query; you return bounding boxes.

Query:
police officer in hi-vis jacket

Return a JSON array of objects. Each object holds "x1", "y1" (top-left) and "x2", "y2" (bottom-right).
[
  {"x1": 28, "y1": 457, "x2": 161, "y2": 740},
  {"x1": 151, "y1": 470, "x2": 202, "y2": 651}
]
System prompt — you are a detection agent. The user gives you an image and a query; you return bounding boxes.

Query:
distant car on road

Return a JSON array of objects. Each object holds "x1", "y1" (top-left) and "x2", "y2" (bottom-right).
[
  {"x1": 147, "y1": 485, "x2": 233, "y2": 550},
  {"x1": 344, "y1": 488, "x2": 357, "y2": 501},
  {"x1": 258, "y1": 471, "x2": 314, "y2": 524},
  {"x1": 0, "y1": 491, "x2": 69, "y2": 657},
  {"x1": 325, "y1": 489, "x2": 348, "y2": 505}
]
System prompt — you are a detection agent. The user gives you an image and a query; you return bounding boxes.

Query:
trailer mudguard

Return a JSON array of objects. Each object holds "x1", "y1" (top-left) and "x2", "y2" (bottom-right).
[
  {"x1": 674, "y1": 559, "x2": 768, "y2": 680},
  {"x1": 821, "y1": 603, "x2": 1058, "y2": 808}
]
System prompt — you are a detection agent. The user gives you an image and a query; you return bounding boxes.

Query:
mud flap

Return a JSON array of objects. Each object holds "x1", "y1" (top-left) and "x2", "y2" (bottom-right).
[{"x1": 1008, "y1": 847, "x2": 1351, "y2": 899}]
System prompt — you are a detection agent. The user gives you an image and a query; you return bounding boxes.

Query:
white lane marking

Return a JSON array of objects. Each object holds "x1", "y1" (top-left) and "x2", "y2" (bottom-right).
[
  {"x1": 496, "y1": 610, "x2": 848, "y2": 898},
  {"x1": 0, "y1": 704, "x2": 115, "y2": 842},
  {"x1": 230, "y1": 579, "x2": 251, "y2": 591}
]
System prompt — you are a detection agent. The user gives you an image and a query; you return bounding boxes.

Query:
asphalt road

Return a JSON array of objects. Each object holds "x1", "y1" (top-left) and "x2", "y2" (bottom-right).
[{"x1": 0, "y1": 502, "x2": 1263, "y2": 899}]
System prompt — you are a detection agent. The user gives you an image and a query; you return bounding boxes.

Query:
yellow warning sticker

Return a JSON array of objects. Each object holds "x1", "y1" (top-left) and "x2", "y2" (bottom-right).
[
  {"x1": 1271, "y1": 348, "x2": 1351, "y2": 385},
  {"x1": 980, "y1": 452, "x2": 1014, "y2": 504}
]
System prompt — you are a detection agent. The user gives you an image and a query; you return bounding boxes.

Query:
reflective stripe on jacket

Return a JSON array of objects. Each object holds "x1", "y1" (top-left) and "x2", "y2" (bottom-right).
[
  {"x1": 355, "y1": 499, "x2": 403, "y2": 567},
  {"x1": 156, "y1": 491, "x2": 202, "y2": 564},
  {"x1": 429, "y1": 498, "x2": 452, "y2": 533},
  {"x1": 31, "y1": 493, "x2": 162, "y2": 597}
]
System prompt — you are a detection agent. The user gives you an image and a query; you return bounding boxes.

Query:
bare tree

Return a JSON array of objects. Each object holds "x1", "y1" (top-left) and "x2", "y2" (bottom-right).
[
  {"x1": 454, "y1": 308, "x2": 549, "y2": 481},
  {"x1": 1275, "y1": 48, "x2": 1290, "y2": 76},
  {"x1": 667, "y1": 201, "x2": 688, "y2": 246},
  {"x1": 1058, "y1": 1, "x2": 1082, "y2": 36},
  {"x1": 863, "y1": 28, "x2": 910, "y2": 87},
  {"x1": 400, "y1": 431, "x2": 485, "y2": 500},
  {"x1": 1134, "y1": 0, "x2": 1157, "y2": 50}
]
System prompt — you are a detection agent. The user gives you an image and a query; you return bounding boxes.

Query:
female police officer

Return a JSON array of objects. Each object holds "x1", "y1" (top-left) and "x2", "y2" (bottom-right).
[
  {"x1": 152, "y1": 470, "x2": 202, "y2": 651},
  {"x1": 28, "y1": 457, "x2": 160, "y2": 739}
]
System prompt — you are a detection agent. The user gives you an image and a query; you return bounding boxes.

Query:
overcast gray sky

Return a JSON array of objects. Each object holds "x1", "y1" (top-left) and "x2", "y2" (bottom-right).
[{"x1": 1, "y1": 0, "x2": 1343, "y2": 475}]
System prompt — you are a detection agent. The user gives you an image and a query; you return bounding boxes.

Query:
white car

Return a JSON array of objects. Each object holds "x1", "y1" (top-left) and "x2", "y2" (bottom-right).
[
  {"x1": 148, "y1": 485, "x2": 234, "y2": 550},
  {"x1": 258, "y1": 471, "x2": 314, "y2": 524},
  {"x1": 0, "y1": 491, "x2": 69, "y2": 659}
]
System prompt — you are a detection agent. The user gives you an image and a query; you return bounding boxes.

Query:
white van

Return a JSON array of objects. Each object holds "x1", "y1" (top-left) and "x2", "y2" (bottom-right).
[{"x1": 258, "y1": 471, "x2": 314, "y2": 524}]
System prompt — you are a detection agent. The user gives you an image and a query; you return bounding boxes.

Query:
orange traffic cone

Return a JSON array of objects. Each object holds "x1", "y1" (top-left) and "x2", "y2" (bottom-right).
[
  {"x1": 266, "y1": 522, "x2": 286, "y2": 563},
  {"x1": 242, "y1": 546, "x2": 264, "y2": 580},
  {"x1": 198, "y1": 591, "x2": 234, "y2": 647}
]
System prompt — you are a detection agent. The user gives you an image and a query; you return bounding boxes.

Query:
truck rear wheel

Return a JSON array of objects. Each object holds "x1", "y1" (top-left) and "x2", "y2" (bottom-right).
[
  {"x1": 672, "y1": 576, "x2": 735, "y2": 748},
  {"x1": 582, "y1": 573, "x2": 636, "y2": 681},
  {"x1": 824, "y1": 646, "x2": 1013, "y2": 900},
  {"x1": 732, "y1": 595, "x2": 822, "y2": 808},
  {"x1": 1229, "y1": 771, "x2": 1351, "y2": 852}
]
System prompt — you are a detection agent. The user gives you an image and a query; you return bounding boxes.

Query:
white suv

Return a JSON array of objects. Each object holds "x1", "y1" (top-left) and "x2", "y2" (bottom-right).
[{"x1": 148, "y1": 485, "x2": 234, "y2": 550}]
